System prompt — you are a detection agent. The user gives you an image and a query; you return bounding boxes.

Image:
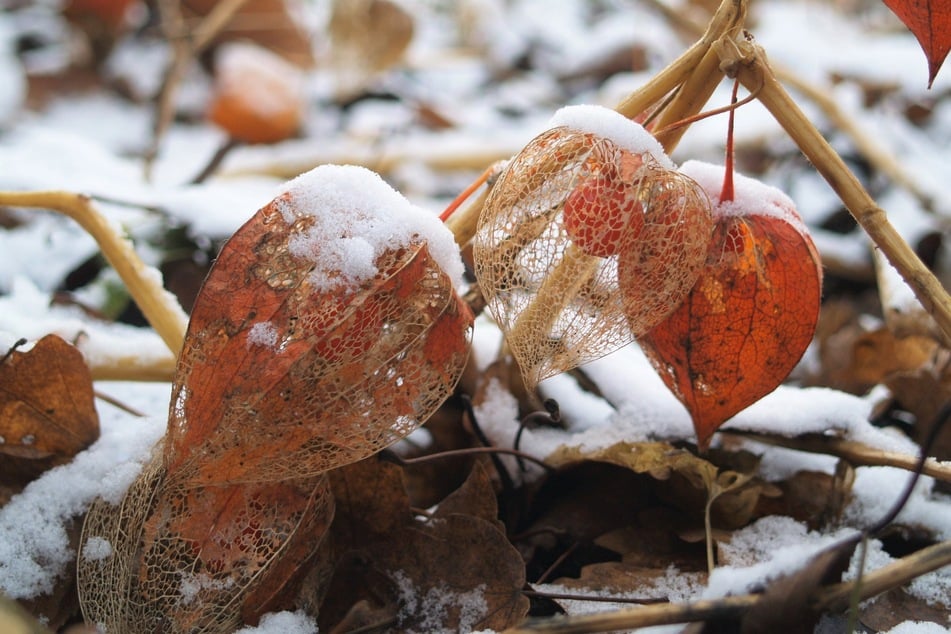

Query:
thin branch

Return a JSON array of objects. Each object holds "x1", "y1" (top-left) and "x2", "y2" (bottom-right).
[
  {"x1": 814, "y1": 538, "x2": 951, "y2": 613},
  {"x1": 501, "y1": 595, "x2": 759, "y2": 633},
  {"x1": 144, "y1": 0, "x2": 250, "y2": 178},
  {"x1": 503, "y1": 537, "x2": 951, "y2": 633},
  {"x1": 722, "y1": 430, "x2": 951, "y2": 482}
]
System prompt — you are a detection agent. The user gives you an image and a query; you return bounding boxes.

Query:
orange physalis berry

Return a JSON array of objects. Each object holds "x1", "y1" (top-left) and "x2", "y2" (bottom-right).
[{"x1": 207, "y1": 42, "x2": 305, "y2": 145}]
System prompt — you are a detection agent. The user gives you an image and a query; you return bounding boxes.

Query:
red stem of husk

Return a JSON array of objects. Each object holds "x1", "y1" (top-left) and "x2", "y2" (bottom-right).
[{"x1": 720, "y1": 79, "x2": 740, "y2": 203}]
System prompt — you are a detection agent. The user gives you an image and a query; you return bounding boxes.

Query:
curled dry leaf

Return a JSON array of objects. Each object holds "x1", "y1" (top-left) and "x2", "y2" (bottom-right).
[
  {"x1": 78, "y1": 166, "x2": 473, "y2": 633},
  {"x1": 640, "y1": 161, "x2": 822, "y2": 450},
  {"x1": 545, "y1": 441, "x2": 760, "y2": 523},
  {"x1": 473, "y1": 113, "x2": 712, "y2": 389},
  {"x1": 0, "y1": 334, "x2": 99, "y2": 486}
]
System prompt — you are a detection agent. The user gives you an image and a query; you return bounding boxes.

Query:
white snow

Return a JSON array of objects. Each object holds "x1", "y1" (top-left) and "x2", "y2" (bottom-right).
[
  {"x1": 81, "y1": 537, "x2": 113, "y2": 562},
  {"x1": 279, "y1": 164, "x2": 466, "y2": 293},
  {"x1": 234, "y1": 610, "x2": 318, "y2": 634},
  {"x1": 680, "y1": 159, "x2": 809, "y2": 232},
  {"x1": 548, "y1": 104, "x2": 676, "y2": 168},
  {"x1": 0, "y1": 382, "x2": 168, "y2": 600},
  {"x1": 391, "y1": 569, "x2": 489, "y2": 634},
  {"x1": 247, "y1": 321, "x2": 279, "y2": 349}
]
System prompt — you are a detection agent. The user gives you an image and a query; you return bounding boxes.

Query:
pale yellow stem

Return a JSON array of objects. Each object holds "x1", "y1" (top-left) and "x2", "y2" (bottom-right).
[
  {"x1": 0, "y1": 191, "x2": 188, "y2": 356},
  {"x1": 723, "y1": 43, "x2": 951, "y2": 345}
]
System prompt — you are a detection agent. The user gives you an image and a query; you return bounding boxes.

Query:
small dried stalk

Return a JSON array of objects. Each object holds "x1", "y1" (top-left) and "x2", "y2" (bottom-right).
[{"x1": 0, "y1": 191, "x2": 188, "y2": 355}]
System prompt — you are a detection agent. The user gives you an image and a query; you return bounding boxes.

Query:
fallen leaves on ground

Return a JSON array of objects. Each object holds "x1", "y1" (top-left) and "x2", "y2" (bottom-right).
[{"x1": 0, "y1": 334, "x2": 99, "y2": 489}]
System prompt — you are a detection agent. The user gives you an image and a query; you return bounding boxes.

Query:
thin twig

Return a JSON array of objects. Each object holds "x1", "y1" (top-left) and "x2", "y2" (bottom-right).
[
  {"x1": 522, "y1": 590, "x2": 667, "y2": 605},
  {"x1": 503, "y1": 536, "x2": 951, "y2": 633},
  {"x1": 145, "y1": 0, "x2": 250, "y2": 178},
  {"x1": 721, "y1": 430, "x2": 951, "y2": 482},
  {"x1": 189, "y1": 137, "x2": 243, "y2": 184},
  {"x1": 379, "y1": 446, "x2": 556, "y2": 474},
  {"x1": 814, "y1": 538, "x2": 951, "y2": 613},
  {"x1": 94, "y1": 390, "x2": 147, "y2": 417},
  {"x1": 502, "y1": 594, "x2": 759, "y2": 633}
]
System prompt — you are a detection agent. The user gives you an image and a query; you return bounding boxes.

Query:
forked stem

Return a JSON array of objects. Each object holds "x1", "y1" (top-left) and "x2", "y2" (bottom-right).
[{"x1": 720, "y1": 40, "x2": 951, "y2": 345}]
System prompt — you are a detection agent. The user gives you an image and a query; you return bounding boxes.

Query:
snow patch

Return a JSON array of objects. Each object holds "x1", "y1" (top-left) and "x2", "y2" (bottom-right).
[
  {"x1": 81, "y1": 536, "x2": 113, "y2": 562},
  {"x1": 234, "y1": 610, "x2": 318, "y2": 634},
  {"x1": 680, "y1": 160, "x2": 808, "y2": 232},
  {"x1": 247, "y1": 321, "x2": 279, "y2": 349},
  {"x1": 548, "y1": 104, "x2": 675, "y2": 168},
  {"x1": 278, "y1": 164, "x2": 465, "y2": 293},
  {"x1": 390, "y1": 569, "x2": 488, "y2": 633},
  {"x1": 0, "y1": 384, "x2": 166, "y2": 600}
]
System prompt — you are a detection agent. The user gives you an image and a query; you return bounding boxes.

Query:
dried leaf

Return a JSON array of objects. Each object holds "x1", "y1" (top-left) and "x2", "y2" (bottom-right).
[
  {"x1": 329, "y1": 457, "x2": 412, "y2": 554},
  {"x1": 546, "y1": 442, "x2": 765, "y2": 529},
  {"x1": 0, "y1": 335, "x2": 100, "y2": 486},
  {"x1": 858, "y1": 586, "x2": 950, "y2": 630},
  {"x1": 552, "y1": 560, "x2": 707, "y2": 601},
  {"x1": 547, "y1": 441, "x2": 718, "y2": 486},
  {"x1": 329, "y1": 0, "x2": 414, "y2": 99},
  {"x1": 739, "y1": 534, "x2": 860, "y2": 634},
  {"x1": 376, "y1": 514, "x2": 529, "y2": 632},
  {"x1": 319, "y1": 465, "x2": 527, "y2": 632},
  {"x1": 819, "y1": 324, "x2": 936, "y2": 395},
  {"x1": 883, "y1": 0, "x2": 951, "y2": 86},
  {"x1": 432, "y1": 462, "x2": 500, "y2": 526}
]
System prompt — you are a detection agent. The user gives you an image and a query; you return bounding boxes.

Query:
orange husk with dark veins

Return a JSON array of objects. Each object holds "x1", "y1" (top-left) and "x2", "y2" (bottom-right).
[
  {"x1": 473, "y1": 125, "x2": 712, "y2": 389},
  {"x1": 78, "y1": 176, "x2": 473, "y2": 633},
  {"x1": 639, "y1": 161, "x2": 822, "y2": 451}
]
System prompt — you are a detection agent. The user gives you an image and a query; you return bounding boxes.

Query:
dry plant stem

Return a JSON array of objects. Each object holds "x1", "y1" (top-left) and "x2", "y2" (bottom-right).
[
  {"x1": 509, "y1": 245, "x2": 601, "y2": 382},
  {"x1": 725, "y1": 431, "x2": 951, "y2": 482},
  {"x1": 815, "y1": 538, "x2": 951, "y2": 613},
  {"x1": 89, "y1": 355, "x2": 177, "y2": 382},
  {"x1": 651, "y1": 43, "x2": 729, "y2": 153},
  {"x1": 505, "y1": 538, "x2": 951, "y2": 633},
  {"x1": 614, "y1": 0, "x2": 745, "y2": 121},
  {"x1": 502, "y1": 595, "x2": 759, "y2": 634},
  {"x1": 729, "y1": 46, "x2": 951, "y2": 346},
  {"x1": 190, "y1": 137, "x2": 243, "y2": 184},
  {"x1": 0, "y1": 191, "x2": 188, "y2": 355},
  {"x1": 445, "y1": 186, "x2": 488, "y2": 248},
  {"x1": 647, "y1": 0, "x2": 933, "y2": 212},
  {"x1": 145, "y1": 0, "x2": 249, "y2": 178},
  {"x1": 772, "y1": 64, "x2": 934, "y2": 210},
  {"x1": 219, "y1": 140, "x2": 519, "y2": 180}
]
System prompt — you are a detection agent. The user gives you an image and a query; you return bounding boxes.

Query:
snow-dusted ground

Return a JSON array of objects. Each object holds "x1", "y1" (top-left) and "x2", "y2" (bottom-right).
[{"x1": 1, "y1": 1, "x2": 949, "y2": 632}]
